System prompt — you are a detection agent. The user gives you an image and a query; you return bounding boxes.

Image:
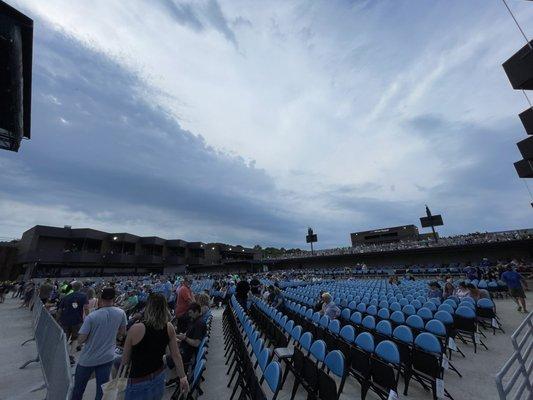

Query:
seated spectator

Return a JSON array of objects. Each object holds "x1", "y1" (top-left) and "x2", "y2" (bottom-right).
[
  {"x1": 250, "y1": 276, "x2": 261, "y2": 296},
  {"x1": 123, "y1": 290, "x2": 139, "y2": 314},
  {"x1": 443, "y1": 276, "x2": 455, "y2": 299},
  {"x1": 177, "y1": 303, "x2": 206, "y2": 367},
  {"x1": 195, "y1": 292, "x2": 212, "y2": 323},
  {"x1": 313, "y1": 290, "x2": 325, "y2": 312},
  {"x1": 466, "y1": 283, "x2": 490, "y2": 301},
  {"x1": 166, "y1": 302, "x2": 207, "y2": 386},
  {"x1": 263, "y1": 285, "x2": 274, "y2": 302},
  {"x1": 269, "y1": 287, "x2": 284, "y2": 310},
  {"x1": 427, "y1": 282, "x2": 443, "y2": 300},
  {"x1": 455, "y1": 282, "x2": 470, "y2": 299},
  {"x1": 320, "y1": 292, "x2": 340, "y2": 319}
]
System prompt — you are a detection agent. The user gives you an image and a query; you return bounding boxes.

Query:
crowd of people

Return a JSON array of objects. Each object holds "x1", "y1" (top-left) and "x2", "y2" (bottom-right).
[
  {"x1": 1, "y1": 256, "x2": 531, "y2": 399},
  {"x1": 265, "y1": 229, "x2": 533, "y2": 260},
  {"x1": 3, "y1": 275, "x2": 217, "y2": 400}
]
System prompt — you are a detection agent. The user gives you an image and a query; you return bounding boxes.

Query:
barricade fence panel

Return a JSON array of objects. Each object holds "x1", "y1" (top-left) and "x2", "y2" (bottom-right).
[
  {"x1": 32, "y1": 299, "x2": 72, "y2": 400},
  {"x1": 495, "y1": 312, "x2": 533, "y2": 400}
]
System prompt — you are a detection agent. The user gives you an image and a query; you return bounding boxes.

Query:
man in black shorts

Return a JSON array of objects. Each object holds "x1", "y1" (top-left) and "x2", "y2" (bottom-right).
[{"x1": 56, "y1": 281, "x2": 89, "y2": 362}]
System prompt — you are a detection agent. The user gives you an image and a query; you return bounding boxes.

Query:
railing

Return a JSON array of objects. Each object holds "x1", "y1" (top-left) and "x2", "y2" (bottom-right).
[
  {"x1": 495, "y1": 312, "x2": 533, "y2": 400},
  {"x1": 20, "y1": 296, "x2": 72, "y2": 400}
]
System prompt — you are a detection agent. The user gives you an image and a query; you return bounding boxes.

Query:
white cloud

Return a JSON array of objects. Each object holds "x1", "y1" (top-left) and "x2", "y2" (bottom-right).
[{"x1": 4, "y1": 0, "x2": 533, "y2": 245}]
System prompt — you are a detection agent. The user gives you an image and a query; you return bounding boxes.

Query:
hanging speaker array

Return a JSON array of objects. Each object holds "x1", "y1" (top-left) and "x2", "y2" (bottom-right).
[
  {"x1": 503, "y1": 21, "x2": 533, "y2": 178},
  {"x1": 0, "y1": 1, "x2": 33, "y2": 152}
]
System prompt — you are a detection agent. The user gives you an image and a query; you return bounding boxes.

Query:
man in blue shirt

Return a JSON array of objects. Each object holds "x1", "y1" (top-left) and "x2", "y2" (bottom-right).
[
  {"x1": 57, "y1": 281, "x2": 88, "y2": 361},
  {"x1": 501, "y1": 265, "x2": 529, "y2": 313}
]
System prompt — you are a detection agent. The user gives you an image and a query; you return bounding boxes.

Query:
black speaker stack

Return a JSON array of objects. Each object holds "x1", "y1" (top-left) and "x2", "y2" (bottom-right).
[
  {"x1": 502, "y1": 18, "x2": 533, "y2": 178},
  {"x1": 0, "y1": 0, "x2": 33, "y2": 152}
]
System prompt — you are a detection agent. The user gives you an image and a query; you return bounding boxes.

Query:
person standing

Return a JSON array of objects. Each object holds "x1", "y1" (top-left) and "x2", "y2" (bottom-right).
[
  {"x1": 38, "y1": 279, "x2": 54, "y2": 303},
  {"x1": 235, "y1": 276, "x2": 250, "y2": 310},
  {"x1": 122, "y1": 293, "x2": 189, "y2": 399},
  {"x1": 501, "y1": 265, "x2": 529, "y2": 313},
  {"x1": 71, "y1": 288, "x2": 127, "y2": 400},
  {"x1": 57, "y1": 281, "x2": 89, "y2": 361},
  {"x1": 250, "y1": 276, "x2": 261, "y2": 296},
  {"x1": 175, "y1": 277, "x2": 194, "y2": 331}
]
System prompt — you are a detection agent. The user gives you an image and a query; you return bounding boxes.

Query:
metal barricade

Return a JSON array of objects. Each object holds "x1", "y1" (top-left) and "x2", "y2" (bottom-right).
[
  {"x1": 495, "y1": 312, "x2": 533, "y2": 400},
  {"x1": 20, "y1": 299, "x2": 72, "y2": 400}
]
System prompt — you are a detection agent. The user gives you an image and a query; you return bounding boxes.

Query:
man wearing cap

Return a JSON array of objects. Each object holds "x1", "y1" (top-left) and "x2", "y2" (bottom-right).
[
  {"x1": 57, "y1": 281, "x2": 89, "y2": 360},
  {"x1": 71, "y1": 287, "x2": 127, "y2": 400}
]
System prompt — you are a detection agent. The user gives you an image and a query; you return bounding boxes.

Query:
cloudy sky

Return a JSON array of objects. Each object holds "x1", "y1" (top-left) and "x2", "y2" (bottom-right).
[{"x1": 1, "y1": 0, "x2": 533, "y2": 248}]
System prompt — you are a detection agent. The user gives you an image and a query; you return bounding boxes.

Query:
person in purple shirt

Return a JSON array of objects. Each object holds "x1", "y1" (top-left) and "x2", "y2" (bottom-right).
[{"x1": 501, "y1": 265, "x2": 529, "y2": 313}]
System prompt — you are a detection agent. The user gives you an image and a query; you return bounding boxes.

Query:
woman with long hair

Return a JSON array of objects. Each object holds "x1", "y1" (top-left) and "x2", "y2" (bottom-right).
[
  {"x1": 121, "y1": 293, "x2": 189, "y2": 399},
  {"x1": 194, "y1": 292, "x2": 212, "y2": 323}
]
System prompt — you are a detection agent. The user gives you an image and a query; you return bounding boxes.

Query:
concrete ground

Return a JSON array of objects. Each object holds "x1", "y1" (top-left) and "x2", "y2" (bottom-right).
[{"x1": 1, "y1": 294, "x2": 531, "y2": 400}]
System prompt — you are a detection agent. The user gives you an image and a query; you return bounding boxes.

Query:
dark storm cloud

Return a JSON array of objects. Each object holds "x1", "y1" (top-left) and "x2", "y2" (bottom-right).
[
  {"x1": 158, "y1": 0, "x2": 204, "y2": 32},
  {"x1": 0, "y1": 25, "x2": 297, "y2": 243},
  {"x1": 157, "y1": 0, "x2": 238, "y2": 47}
]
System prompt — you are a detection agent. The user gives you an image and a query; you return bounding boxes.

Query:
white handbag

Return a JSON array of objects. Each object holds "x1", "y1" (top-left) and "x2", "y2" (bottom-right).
[{"x1": 101, "y1": 363, "x2": 130, "y2": 400}]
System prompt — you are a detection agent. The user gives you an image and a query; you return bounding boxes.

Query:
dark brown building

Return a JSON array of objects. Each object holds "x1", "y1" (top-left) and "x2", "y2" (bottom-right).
[
  {"x1": 15, "y1": 225, "x2": 260, "y2": 277},
  {"x1": 351, "y1": 225, "x2": 420, "y2": 246},
  {"x1": 0, "y1": 241, "x2": 19, "y2": 279}
]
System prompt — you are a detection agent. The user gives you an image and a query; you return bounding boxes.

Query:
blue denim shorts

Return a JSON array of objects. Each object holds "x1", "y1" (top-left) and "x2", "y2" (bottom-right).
[{"x1": 125, "y1": 370, "x2": 165, "y2": 400}]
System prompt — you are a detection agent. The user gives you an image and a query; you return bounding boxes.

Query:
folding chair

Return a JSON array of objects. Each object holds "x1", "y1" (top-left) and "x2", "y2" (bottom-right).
[
  {"x1": 362, "y1": 315, "x2": 376, "y2": 333},
  {"x1": 392, "y1": 325, "x2": 414, "y2": 396},
  {"x1": 454, "y1": 306, "x2": 487, "y2": 353},
  {"x1": 337, "y1": 325, "x2": 355, "y2": 361},
  {"x1": 406, "y1": 315, "x2": 425, "y2": 335},
  {"x1": 425, "y1": 319, "x2": 461, "y2": 378},
  {"x1": 390, "y1": 311, "x2": 405, "y2": 328},
  {"x1": 369, "y1": 340, "x2": 401, "y2": 400},
  {"x1": 291, "y1": 340, "x2": 326, "y2": 400},
  {"x1": 409, "y1": 332, "x2": 454, "y2": 400},
  {"x1": 263, "y1": 361, "x2": 282, "y2": 400},
  {"x1": 349, "y1": 332, "x2": 374, "y2": 400},
  {"x1": 318, "y1": 350, "x2": 347, "y2": 400},
  {"x1": 476, "y1": 298, "x2": 504, "y2": 335},
  {"x1": 417, "y1": 307, "x2": 433, "y2": 323},
  {"x1": 279, "y1": 331, "x2": 313, "y2": 391},
  {"x1": 375, "y1": 320, "x2": 393, "y2": 344},
  {"x1": 434, "y1": 310, "x2": 464, "y2": 359}
]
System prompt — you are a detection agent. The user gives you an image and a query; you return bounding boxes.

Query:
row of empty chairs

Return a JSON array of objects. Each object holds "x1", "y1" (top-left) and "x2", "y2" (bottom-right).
[
  {"x1": 223, "y1": 296, "x2": 283, "y2": 400},
  {"x1": 252, "y1": 296, "x2": 457, "y2": 400}
]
